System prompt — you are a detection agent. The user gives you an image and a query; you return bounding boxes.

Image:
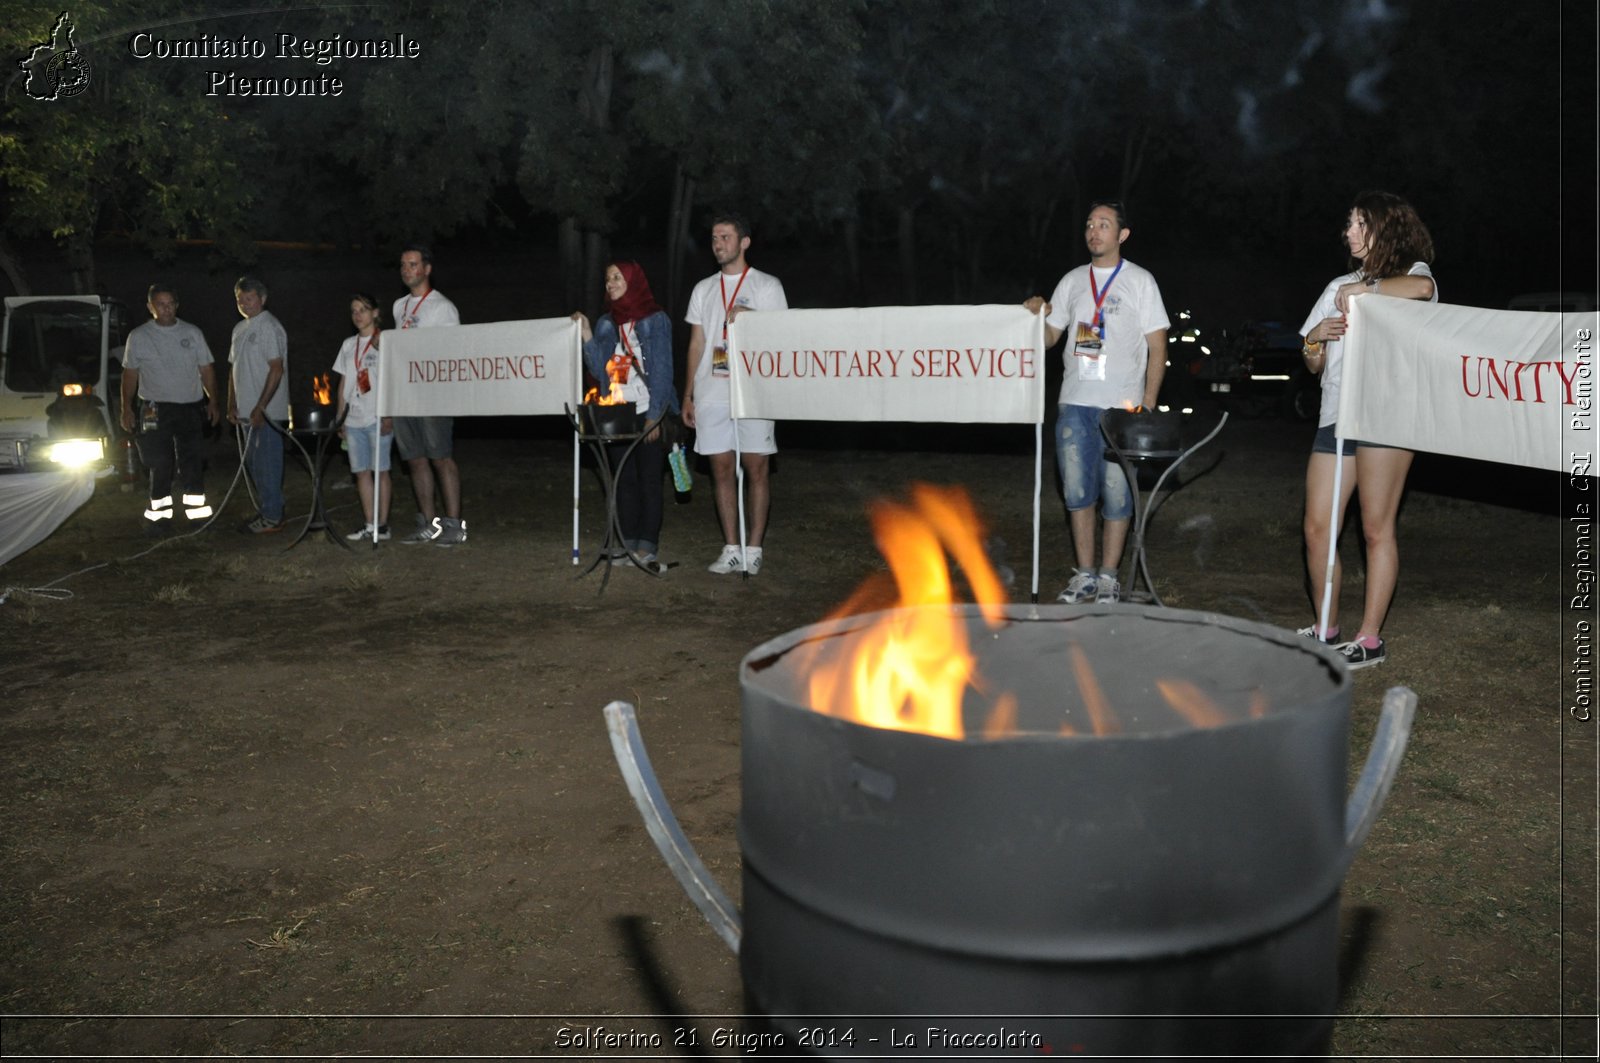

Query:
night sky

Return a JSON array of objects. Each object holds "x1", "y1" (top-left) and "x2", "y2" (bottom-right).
[{"x1": 3, "y1": 1, "x2": 1595, "y2": 324}]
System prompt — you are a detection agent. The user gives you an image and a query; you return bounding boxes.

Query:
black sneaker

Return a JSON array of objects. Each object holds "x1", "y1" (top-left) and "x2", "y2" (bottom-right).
[
  {"x1": 1335, "y1": 638, "x2": 1386, "y2": 669},
  {"x1": 239, "y1": 515, "x2": 285, "y2": 534}
]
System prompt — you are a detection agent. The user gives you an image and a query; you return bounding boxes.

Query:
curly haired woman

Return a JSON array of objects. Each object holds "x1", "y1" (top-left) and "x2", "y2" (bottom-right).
[{"x1": 1299, "y1": 191, "x2": 1437, "y2": 668}]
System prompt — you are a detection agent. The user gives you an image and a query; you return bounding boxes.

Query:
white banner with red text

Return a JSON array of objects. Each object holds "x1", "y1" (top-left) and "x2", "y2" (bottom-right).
[
  {"x1": 727, "y1": 305, "x2": 1046, "y2": 423},
  {"x1": 377, "y1": 318, "x2": 581, "y2": 417},
  {"x1": 1340, "y1": 296, "x2": 1596, "y2": 472}
]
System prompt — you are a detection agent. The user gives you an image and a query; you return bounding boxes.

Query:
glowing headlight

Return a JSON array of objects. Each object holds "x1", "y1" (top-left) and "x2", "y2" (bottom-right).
[{"x1": 39, "y1": 438, "x2": 105, "y2": 469}]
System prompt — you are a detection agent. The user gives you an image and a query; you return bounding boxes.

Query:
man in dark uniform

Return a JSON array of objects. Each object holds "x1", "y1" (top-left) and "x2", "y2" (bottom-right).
[{"x1": 119, "y1": 284, "x2": 220, "y2": 532}]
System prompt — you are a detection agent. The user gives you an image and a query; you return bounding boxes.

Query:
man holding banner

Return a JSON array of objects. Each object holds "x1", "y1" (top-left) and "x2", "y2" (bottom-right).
[
  {"x1": 392, "y1": 244, "x2": 466, "y2": 546},
  {"x1": 1026, "y1": 200, "x2": 1169, "y2": 604},
  {"x1": 683, "y1": 212, "x2": 788, "y2": 575}
]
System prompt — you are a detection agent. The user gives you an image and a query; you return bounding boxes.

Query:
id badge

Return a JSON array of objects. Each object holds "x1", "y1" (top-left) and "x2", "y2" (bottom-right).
[
  {"x1": 711, "y1": 343, "x2": 729, "y2": 378},
  {"x1": 1073, "y1": 322, "x2": 1106, "y2": 381},
  {"x1": 141, "y1": 401, "x2": 160, "y2": 433}
]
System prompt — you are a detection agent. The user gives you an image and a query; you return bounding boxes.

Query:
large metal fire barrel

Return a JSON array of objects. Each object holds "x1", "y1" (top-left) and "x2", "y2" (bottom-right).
[{"x1": 736, "y1": 604, "x2": 1402, "y2": 1057}]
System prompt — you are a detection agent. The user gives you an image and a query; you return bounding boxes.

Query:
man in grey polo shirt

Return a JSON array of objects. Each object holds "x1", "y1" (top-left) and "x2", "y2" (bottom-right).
[
  {"x1": 119, "y1": 284, "x2": 220, "y2": 532},
  {"x1": 227, "y1": 275, "x2": 290, "y2": 533}
]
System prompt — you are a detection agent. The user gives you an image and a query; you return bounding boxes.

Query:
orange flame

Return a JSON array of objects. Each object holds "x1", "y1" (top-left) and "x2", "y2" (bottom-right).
[
  {"x1": 1154, "y1": 678, "x2": 1231, "y2": 729},
  {"x1": 312, "y1": 374, "x2": 332, "y2": 404},
  {"x1": 802, "y1": 485, "x2": 1007, "y2": 740}
]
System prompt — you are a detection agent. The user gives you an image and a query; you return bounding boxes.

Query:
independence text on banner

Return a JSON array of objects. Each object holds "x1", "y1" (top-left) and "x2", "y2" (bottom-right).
[{"x1": 379, "y1": 318, "x2": 580, "y2": 418}]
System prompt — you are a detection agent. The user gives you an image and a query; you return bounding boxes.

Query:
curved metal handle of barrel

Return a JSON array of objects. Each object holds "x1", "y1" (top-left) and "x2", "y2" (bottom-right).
[
  {"x1": 1341, "y1": 686, "x2": 1417, "y2": 870},
  {"x1": 604, "y1": 701, "x2": 742, "y2": 954}
]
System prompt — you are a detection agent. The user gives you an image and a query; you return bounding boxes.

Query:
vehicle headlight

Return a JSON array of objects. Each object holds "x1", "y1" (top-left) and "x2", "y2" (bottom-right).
[{"x1": 38, "y1": 438, "x2": 105, "y2": 469}]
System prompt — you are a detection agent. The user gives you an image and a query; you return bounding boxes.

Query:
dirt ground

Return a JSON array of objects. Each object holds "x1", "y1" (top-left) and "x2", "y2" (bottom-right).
[{"x1": 0, "y1": 412, "x2": 1592, "y2": 1059}]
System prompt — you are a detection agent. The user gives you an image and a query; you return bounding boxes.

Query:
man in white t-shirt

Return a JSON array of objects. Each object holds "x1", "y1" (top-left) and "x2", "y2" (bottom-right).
[
  {"x1": 1025, "y1": 200, "x2": 1170, "y2": 604},
  {"x1": 391, "y1": 244, "x2": 465, "y2": 546},
  {"x1": 683, "y1": 212, "x2": 788, "y2": 575}
]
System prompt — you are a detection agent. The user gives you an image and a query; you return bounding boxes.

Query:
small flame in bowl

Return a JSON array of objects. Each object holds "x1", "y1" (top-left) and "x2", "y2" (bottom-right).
[{"x1": 312, "y1": 374, "x2": 332, "y2": 404}]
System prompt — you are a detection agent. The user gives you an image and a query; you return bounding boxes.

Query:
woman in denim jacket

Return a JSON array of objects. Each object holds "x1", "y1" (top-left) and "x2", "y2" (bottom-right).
[{"x1": 573, "y1": 261, "x2": 679, "y2": 564}]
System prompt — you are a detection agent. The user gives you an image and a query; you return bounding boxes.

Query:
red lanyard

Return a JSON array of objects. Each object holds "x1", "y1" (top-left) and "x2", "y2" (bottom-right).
[
  {"x1": 357, "y1": 330, "x2": 379, "y2": 368},
  {"x1": 615, "y1": 321, "x2": 642, "y2": 372},
  {"x1": 1088, "y1": 261, "x2": 1123, "y2": 337},
  {"x1": 719, "y1": 268, "x2": 750, "y2": 342},
  {"x1": 401, "y1": 289, "x2": 432, "y2": 328}
]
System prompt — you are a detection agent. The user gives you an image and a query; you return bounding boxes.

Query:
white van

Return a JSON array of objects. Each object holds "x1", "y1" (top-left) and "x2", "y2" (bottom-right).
[{"x1": 0, "y1": 295, "x2": 130, "y2": 471}]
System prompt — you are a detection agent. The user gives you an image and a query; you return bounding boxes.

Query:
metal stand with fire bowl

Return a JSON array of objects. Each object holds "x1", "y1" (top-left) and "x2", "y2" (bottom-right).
[
  {"x1": 605, "y1": 605, "x2": 1417, "y2": 1058},
  {"x1": 1100, "y1": 407, "x2": 1227, "y2": 606},
  {"x1": 566, "y1": 402, "x2": 670, "y2": 591},
  {"x1": 283, "y1": 403, "x2": 349, "y2": 551}
]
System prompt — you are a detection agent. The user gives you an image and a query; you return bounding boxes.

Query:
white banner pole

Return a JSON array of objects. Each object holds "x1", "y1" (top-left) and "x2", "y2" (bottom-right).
[
  {"x1": 1318, "y1": 441, "x2": 1345, "y2": 641},
  {"x1": 730, "y1": 316, "x2": 747, "y2": 567},
  {"x1": 1031, "y1": 309, "x2": 1045, "y2": 602},
  {"x1": 571, "y1": 325, "x2": 582, "y2": 564},
  {"x1": 1032, "y1": 420, "x2": 1042, "y2": 603}
]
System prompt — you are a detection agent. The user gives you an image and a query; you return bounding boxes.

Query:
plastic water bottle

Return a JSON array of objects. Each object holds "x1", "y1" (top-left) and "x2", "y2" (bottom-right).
[{"x1": 668, "y1": 443, "x2": 692, "y2": 494}]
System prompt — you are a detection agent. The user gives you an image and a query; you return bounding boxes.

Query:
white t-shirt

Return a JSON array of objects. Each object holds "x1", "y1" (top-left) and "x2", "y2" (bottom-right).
[
  {"x1": 685, "y1": 266, "x2": 787, "y2": 405},
  {"x1": 332, "y1": 331, "x2": 383, "y2": 429},
  {"x1": 392, "y1": 287, "x2": 460, "y2": 331},
  {"x1": 1044, "y1": 259, "x2": 1169, "y2": 409},
  {"x1": 1300, "y1": 261, "x2": 1437, "y2": 428}
]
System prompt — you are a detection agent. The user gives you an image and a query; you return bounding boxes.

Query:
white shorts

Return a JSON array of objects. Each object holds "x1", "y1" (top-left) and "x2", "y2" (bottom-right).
[{"x1": 693, "y1": 402, "x2": 776, "y2": 456}]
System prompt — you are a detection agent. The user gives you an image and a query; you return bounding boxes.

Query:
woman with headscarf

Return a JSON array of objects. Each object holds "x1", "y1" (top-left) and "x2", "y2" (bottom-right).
[
  {"x1": 573, "y1": 261, "x2": 678, "y2": 565},
  {"x1": 1299, "y1": 191, "x2": 1437, "y2": 668}
]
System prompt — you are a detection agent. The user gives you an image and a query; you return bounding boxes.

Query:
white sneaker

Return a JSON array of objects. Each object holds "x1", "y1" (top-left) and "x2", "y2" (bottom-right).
[
  {"x1": 1094, "y1": 572, "x2": 1121, "y2": 604},
  {"x1": 1056, "y1": 569, "x2": 1098, "y2": 603},
  {"x1": 744, "y1": 547, "x2": 763, "y2": 575},
  {"x1": 708, "y1": 545, "x2": 744, "y2": 574},
  {"x1": 345, "y1": 524, "x2": 391, "y2": 542}
]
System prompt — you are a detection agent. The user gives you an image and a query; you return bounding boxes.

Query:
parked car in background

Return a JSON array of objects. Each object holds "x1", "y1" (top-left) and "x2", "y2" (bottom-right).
[{"x1": 1174, "y1": 317, "x2": 1319, "y2": 420}]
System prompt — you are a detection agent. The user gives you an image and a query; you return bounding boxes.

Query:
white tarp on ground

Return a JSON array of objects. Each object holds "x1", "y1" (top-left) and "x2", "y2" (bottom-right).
[
  {"x1": 0, "y1": 472, "x2": 95, "y2": 567},
  {"x1": 728, "y1": 305, "x2": 1046, "y2": 423},
  {"x1": 1340, "y1": 297, "x2": 1596, "y2": 472},
  {"x1": 378, "y1": 318, "x2": 581, "y2": 417}
]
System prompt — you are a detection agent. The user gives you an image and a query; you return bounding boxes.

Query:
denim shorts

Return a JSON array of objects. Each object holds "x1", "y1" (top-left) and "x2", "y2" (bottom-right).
[
  {"x1": 1054, "y1": 403, "x2": 1131, "y2": 520},
  {"x1": 1312, "y1": 424, "x2": 1398, "y2": 456},
  {"x1": 346, "y1": 421, "x2": 393, "y2": 473}
]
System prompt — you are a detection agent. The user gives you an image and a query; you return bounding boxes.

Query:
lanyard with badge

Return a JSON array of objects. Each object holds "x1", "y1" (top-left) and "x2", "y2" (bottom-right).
[
  {"x1": 401, "y1": 289, "x2": 431, "y2": 329},
  {"x1": 712, "y1": 268, "x2": 749, "y2": 377},
  {"x1": 1073, "y1": 261, "x2": 1122, "y2": 380},
  {"x1": 356, "y1": 330, "x2": 379, "y2": 394}
]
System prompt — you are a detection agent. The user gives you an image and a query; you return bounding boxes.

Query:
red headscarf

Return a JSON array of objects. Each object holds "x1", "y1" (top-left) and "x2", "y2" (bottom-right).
[{"x1": 605, "y1": 260, "x2": 663, "y2": 326}]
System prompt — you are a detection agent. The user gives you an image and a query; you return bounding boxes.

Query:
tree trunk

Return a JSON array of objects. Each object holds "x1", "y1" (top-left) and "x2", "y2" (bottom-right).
[
  {"x1": 665, "y1": 161, "x2": 697, "y2": 316},
  {"x1": 0, "y1": 232, "x2": 30, "y2": 296},
  {"x1": 842, "y1": 213, "x2": 860, "y2": 294},
  {"x1": 66, "y1": 232, "x2": 96, "y2": 295},
  {"x1": 897, "y1": 204, "x2": 917, "y2": 304},
  {"x1": 583, "y1": 230, "x2": 608, "y2": 320},
  {"x1": 559, "y1": 217, "x2": 583, "y2": 312},
  {"x1": 567, "y1": 43, "x2": 615, "y2": 317},
  {"x1": 1119, "y1": 126, "x2": 1151, "y2": 208}
]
